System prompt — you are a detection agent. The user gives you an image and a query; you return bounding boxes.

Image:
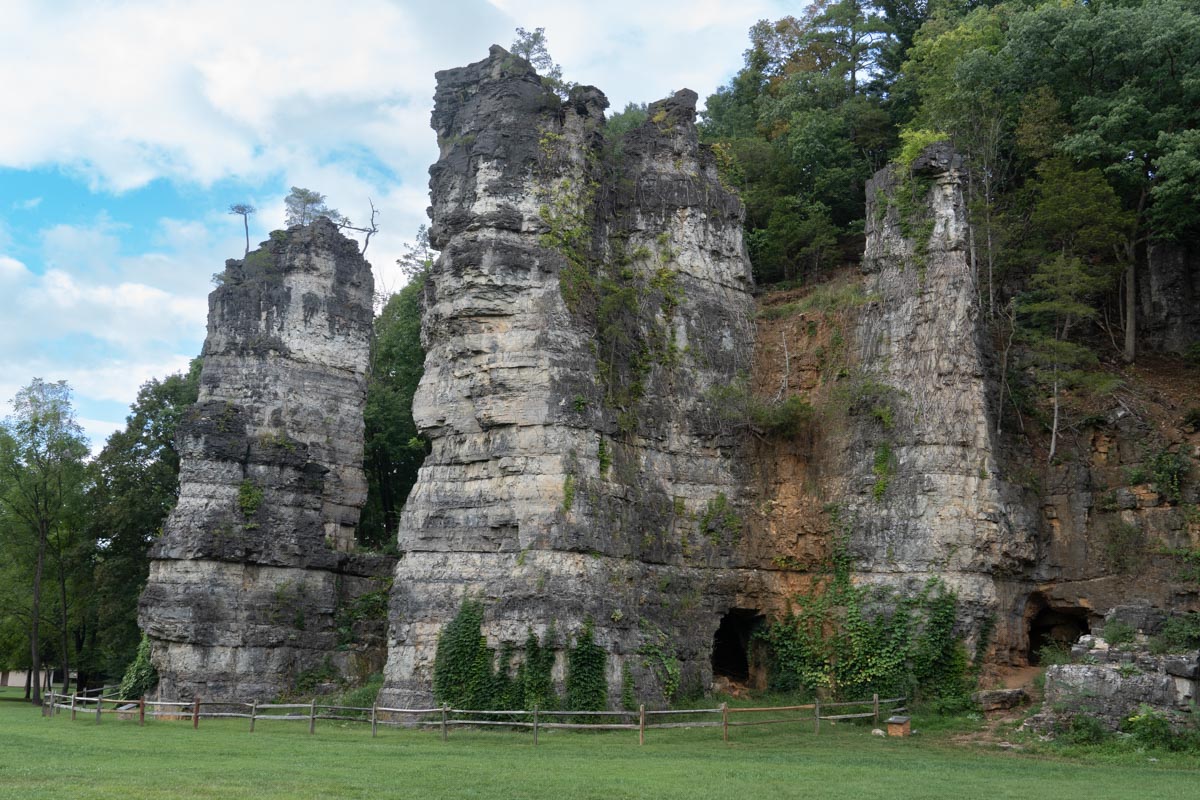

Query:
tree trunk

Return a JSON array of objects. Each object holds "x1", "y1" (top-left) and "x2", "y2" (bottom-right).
[
  {"x1": 1048, "y1": 372, "x2": 1060, "y2": 465},
  {"x1": 29, "y1": 521, "x2": 46, "y2": 705},
  {"x1": 58, "y1": 550, "x2": 70, "y2": 695},
  {"x1": 243, "y1": 215, "x2": 250, "y2": 257},
  {"x1": 1123, "y1": 260, "x2": 1136, "y2": 363}
]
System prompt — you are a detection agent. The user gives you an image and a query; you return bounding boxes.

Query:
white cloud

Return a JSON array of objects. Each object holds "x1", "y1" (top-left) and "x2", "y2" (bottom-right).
[
  {"x1": 2, "y1": 1, "x2": 775, "y2": 191},
  {"x1": 1, "y1": 0, "x2": 788, "y2": 450},
  {"x1": 0, "y1": 255, "x2": 30, "y2": 282},
  {"x1": 0, "y1": 212, "x2": 218, "y2": 448}
]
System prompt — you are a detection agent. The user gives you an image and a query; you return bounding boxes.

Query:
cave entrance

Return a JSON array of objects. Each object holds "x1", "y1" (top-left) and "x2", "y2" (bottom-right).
[
  {"x1": 1026, "y1": 594, "x2": 1091, "y2": 665},
  {"x1": 712, "y1": 608, "x2": 764, "y2": 682}
]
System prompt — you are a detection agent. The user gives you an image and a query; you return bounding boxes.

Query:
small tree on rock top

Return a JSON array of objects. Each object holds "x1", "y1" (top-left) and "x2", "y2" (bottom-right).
[
  {"x1": 284, "y1": 187, "x2": 346, "y2": 227},
  {"x1": 511, "y1": 27, "x2": 572, "y2": 98}
]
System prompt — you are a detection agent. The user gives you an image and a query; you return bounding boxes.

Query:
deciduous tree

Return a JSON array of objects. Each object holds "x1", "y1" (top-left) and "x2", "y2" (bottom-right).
[
  {"x1": 284, "y1": 187, "x2": 346, "y2": 227},
  {"x1": 0, "y1": 380, "x2": 89, "y2": 704}
]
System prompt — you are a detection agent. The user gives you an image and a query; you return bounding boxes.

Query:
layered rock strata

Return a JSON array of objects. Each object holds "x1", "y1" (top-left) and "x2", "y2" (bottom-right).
[
  {"x1": 849, "y1": 144, "x2": 1037, "y2": 653},
  {"x1": 139, "y1": 219, "x2": 393, "y2": 701},
  {"x1": 380, "y1": 47, "x2": 770, "y2": 708},
  {"x1": 1030, "y1": 606, "x2": 1198, "y2": 731},
  {"x1": 381, "y1": 49, "x2": 1196, "y2": 711}
]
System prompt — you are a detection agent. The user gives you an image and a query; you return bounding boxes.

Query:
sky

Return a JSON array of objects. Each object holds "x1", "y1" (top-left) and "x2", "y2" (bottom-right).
[{"x1": 0, "y1": 0, "x2": 790, "y2": 452}]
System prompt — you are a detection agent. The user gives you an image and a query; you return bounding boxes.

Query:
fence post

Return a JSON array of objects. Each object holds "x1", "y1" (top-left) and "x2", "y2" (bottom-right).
[
  {"x1": 371, "y1": 704, "x2": 377, "y2": 738},
  {"x1": 249, "y1": 701, "x2": 257, "y2": 733},
  {"x1": 139, "y1": 697, "x2": 145, "y2": 727},
  {"x1": 70, "y1": 693, "x2": 76, "y2": 721},
  {"x1": 192, "y1": 697, "x2": 200, "y2": 730},
  {"x1": 814, "y1": 698, "x2": 820, "y2": 735},
  {"x1": 309, "y1": 700, "x2": 316, "y2": 735},
  {"x1": 873, "y1": 693, "x2": 879, "y2": 724},
  {"x1": 638, "y1": 704, "x2": 645, "y2": 746},
  {"x1": 533, "y1": 704, "x2": 539, "y2": 746},
  {"x1": 96, "y1": 696, "x2": 102, "y2": 725},
  {"x1": 441, "y1": 705, "x2": 448, "y2": 742},
  {"x1": 722, "y1": 703, "x2": 728, "y2": 742}
]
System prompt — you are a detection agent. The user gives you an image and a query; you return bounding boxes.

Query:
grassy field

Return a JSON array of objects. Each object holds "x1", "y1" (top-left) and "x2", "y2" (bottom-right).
[{"x1": 1, "y1": 688, "x2": 1197, "y2": 799}]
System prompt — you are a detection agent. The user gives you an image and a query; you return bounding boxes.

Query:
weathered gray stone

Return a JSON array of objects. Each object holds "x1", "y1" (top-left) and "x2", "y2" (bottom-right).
[
  {"x1": 972, "y1": 688, "x2": 1028, "y2": 711},
  {"x1": 853, "y1": 149, "x2": 1036, "y2": 648},
  {"x1": 1044, "y1": 663, "x2": 1180, "y2": 729},
  {"x1": 1139, "y1": 239, "x2": 1200, "y2": 354},
  {"x1": 380, "y1": 47, "x2": 761, "y2": 709},
  {"x1": 1107, "y1": 604, "x2": 1168, "y2": 636},
  {"x1": 139, "y1": 219, "x2": 393, "y2": 701},
  {"x1": 1164, "y1": 655, "x2": 1200, "y2": 680}
]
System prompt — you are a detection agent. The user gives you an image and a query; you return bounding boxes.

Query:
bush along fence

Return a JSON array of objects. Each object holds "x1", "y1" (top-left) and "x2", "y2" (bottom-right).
[{"x1": 41, "y1": 691, "x2": 905, "y2": 745}]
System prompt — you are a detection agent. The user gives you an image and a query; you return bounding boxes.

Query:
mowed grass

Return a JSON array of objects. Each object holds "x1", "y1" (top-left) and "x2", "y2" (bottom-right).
[{"x1": 1, "y1": 689, "x2": 1197, "y2": 800}]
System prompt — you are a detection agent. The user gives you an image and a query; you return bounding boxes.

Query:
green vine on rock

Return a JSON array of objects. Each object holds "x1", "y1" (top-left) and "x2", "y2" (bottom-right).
[
  {"x1": 431, "y1": 599, "x2": 496, "y2": 710},
  {"x1": 872, "y1": 443, "x2": 894, "y2": 501},
  {"x1": 238, "y1": 478, "x2": 263, "y2": 518},
  {"x1": 758, "y1": 539, "x2": 972, "y2": 705},
  {"x1": 566, "y1": 619, "x2": 608, "y2": 714},
  {"x1": 699, "y1": 493, "x2": 742, "y2": 545},
  {"x1": 636, "y1": 622, "x2": 681, "y2": 703},
  {"x1": 118, "y1": 634, "x2": 158, "y2": 700}
]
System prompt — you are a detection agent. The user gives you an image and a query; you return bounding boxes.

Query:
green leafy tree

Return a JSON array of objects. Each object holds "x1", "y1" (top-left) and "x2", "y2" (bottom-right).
[
  {"x1": 1018, "y1": 254, "x2": 1114, "y2": 463},
  {"x1": 701, "y1": 5, "x2": 897, "y2": 285},
  {"x1": 511, "y1": 27, "x2": 571, "y2": 98},
  {"x1": 901, "y1": 3, "x2": 1014, "y2": 316},
  {"x1": 0, "y1": 379, "x2": 89, "y2": 704},
  {"x1": 284, "y1": 187, "x2": 346, "y2": 227},
  {"x1": 807, "y1": 0, "x2": 889, "y2": 96},
  {"x1": 361, "y1": 274, "x2": 427, "y2": 549},
  {"x1": 1011, "y1": 158, "x2": 1129, "y2": 460},
  {"x1": 228, "y1": 203, "x2": 255, "y2": 256},
  {"x1": 1001, "y1": 0, "x2": 1200, "y2": 360}
]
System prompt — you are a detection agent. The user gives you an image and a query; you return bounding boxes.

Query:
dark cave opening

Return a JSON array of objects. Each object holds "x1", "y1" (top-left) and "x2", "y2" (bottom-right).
[
  {"x1": 712, "y1": 608, "x2": 764, "y2": 681},
  {"x1": 1026, "y1": 596, "x2": 1091, "y2": 665}
]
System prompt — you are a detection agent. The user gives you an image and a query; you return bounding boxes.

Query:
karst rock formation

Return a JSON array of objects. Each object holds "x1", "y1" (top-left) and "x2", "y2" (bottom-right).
[
  {"x1": 139, "y1": 219, "x2": 393, "y2": 701},
  {"x1": 139, "y1": 48, "x2": 1200, "y2": 712}
]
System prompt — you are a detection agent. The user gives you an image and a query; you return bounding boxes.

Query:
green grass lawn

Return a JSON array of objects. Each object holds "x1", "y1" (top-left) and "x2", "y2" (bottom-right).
[{"x1": 1, "y1": 688, "x2": 1196, "y2": 799}]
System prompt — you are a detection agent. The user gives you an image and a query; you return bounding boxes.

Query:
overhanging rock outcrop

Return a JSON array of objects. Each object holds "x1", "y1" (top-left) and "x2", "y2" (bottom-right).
[
  {"x1": 379, "y1": 47, "x2": 776, "y2": 708},
  {"x1": 139, "y1": 218, "x2": 393, "y2": 701}
]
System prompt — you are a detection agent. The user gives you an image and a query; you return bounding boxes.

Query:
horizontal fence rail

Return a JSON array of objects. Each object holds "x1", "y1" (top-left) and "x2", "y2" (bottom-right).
[{"x1": 41, "y1": 690, "x2": 905, "y2": 746}]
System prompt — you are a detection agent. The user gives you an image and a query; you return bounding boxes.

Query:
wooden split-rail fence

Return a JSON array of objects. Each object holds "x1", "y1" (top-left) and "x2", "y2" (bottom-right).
[{"x1": 42, "y1": 690, "x2": 906, "y2": 745}]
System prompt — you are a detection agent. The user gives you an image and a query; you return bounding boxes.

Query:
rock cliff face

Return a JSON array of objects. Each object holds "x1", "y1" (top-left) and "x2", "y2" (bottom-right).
[
  {"x1": 750, "y1": 145, "x2": 1200, "y2": 670},
  {"x1": 378, "y1": 49, "x2": 1200, "y2": 709},
  {"x1": 380, "y1": 47, "x2": 777, "y2": 708},
  {"x1": 139, "y1": 219, "x2": 393, "y2": 701},
  {"x1": 851, "y1": 144, "x2": 1038, "y2": 652},
  {"x1": 1140, "y1": 239, "x2": 1200, "y2": 354}
]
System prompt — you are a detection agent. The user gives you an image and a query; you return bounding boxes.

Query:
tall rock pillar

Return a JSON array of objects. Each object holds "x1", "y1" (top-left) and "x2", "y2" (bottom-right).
[
  {"x1": 380, "y1": 48, "x2": 762, "y2": 708},
  {"x1": 849, "y1": 144, "x2": 1036, "y2": 641},
  {"x1": 139, "y1": 219, "x2": 392, "y2": 701}
]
